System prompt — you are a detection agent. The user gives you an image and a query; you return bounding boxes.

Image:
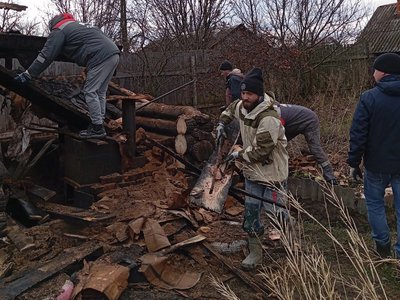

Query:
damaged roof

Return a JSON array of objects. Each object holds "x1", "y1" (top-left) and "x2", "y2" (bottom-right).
[{"x1": 358, "y1": 3, "x2": 400, "y2": 54}]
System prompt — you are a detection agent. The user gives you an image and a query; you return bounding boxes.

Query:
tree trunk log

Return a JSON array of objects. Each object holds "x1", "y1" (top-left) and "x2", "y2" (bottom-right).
[
  {"x1": 175, "y1": 134, "x2": 187, "y2": 155},
  {"x1": 189, "y1": 140, "x2": 214, "y2": 162},
  {"x1": 136, "y1": 103, "x2": 205, "y2": 120},
  {"x1": 176, "y1": 116, "x2": 188, "y2": 135},
  {"x1": 136, "y1": 116, "x2": 179, "y2": 136},
  {"x1": 190, "y1": 128, "x2": 214, "y2": 141}
]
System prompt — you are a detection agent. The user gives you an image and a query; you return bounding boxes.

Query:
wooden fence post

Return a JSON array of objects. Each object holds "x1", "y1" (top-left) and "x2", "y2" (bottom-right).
[{"x1": 191, "y1": 55, "x2": 198, "y2": 107}]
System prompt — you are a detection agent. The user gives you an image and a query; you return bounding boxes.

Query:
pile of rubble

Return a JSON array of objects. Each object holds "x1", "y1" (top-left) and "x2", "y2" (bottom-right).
[{"x1": 0, "y1": 140, "x2": 278, "y2": 299}]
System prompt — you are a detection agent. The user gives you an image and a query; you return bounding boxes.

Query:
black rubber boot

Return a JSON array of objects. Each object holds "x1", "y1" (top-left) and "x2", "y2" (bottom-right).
[
  {"x1": 375, "y1": 242, "x2": 391, "y2": 258},
  {"x1": 79, "y1": 123, "x2": 106, "y2": 139}
]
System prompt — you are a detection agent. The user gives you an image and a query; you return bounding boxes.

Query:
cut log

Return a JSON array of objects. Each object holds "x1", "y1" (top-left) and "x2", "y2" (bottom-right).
[
  {"x1": 190, "y1": 128, "x2": 214, "y2": 141},
  {"x1": 190, "y1": 120, "x2": 241, "y2": 213},
  {"x1": 108, "y1": 81, "x2": 153, "y2": 100},
  {"x1": 136, "y1": 103, "x2": 205, "y2": 120},
  {"x1": 176, "y1": 116, "x2": 187, "y2": 135},
  {"x1": 181, "y1": 117, "x2": 197, "y2": 134},
  {"x1": 136, "y1": 116, "x2": 180, "y2": 136},
  {"x1": 106, "y1": 95, "x2": 148, "y2": 102},
  {"x1": 189, "y1": 140, "x2": 214, "y2": 162},
  {"x1": 175, "y1": 134, "x2": 187, "y2": 155}
]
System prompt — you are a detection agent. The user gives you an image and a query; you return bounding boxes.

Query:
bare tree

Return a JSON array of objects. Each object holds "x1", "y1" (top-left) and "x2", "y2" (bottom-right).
[
  {"x1": 0, "y1": 0, "x2": 39, "y2": 34},
  {"x1": 47, "y1": 0, "x2": 121, "y2": 41},
  {"x1": 147, "y1": 0, "x2": 232, "y2": 50},
  {"x1": 232, "y1": 0, "x2": 369, "y2": 97},
  {"x1": 264, "y1": 0, "x2": 367, "y2": 49},
  {"x1": 233, "y1": 0, "x2": 368, "y2": 49},
  {"x1": 231, "y1": 0, "x2": 263, "y2": 34}
]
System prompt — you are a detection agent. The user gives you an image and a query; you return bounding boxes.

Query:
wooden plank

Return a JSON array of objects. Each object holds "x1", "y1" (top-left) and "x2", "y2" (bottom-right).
[
  {"x1": 6, "y1": 223, "x2": 35, "y2": 252},
  {"x1": 0, "y1": 242, "x2": 103, "y2": 300},
  {"x1": 36, "y1": 202, "x2": 115, "y2": 223},
  {"x1": 26, "y1": 185, "x2": 56, "y2": 202},
  {"x1": 0, "y1": 65, "x2": 91, "y2": 129}
]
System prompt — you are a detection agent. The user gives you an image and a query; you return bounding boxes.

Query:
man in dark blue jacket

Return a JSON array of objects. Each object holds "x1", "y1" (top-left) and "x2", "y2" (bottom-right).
[
  {"x1": 348, "y1": 52, "x2": 400, "y2": 258},
  {"x1": 219, "y1": 60, "x2": 244, "y2": 106},
  {"x1": 14, "y1": 13, "x2": 120, "y2": 139}
]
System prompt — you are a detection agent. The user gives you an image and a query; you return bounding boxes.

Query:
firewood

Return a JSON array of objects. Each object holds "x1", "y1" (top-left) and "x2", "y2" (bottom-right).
[
  {"x1": 189, "y1": 140, "x2": 214, "y2": 162},
  {"x1": 176, "y1": 116, "x2": 188, "y2": 135},
  {"x1": 135, "y1": 102, "x2": 203, "y2": 119},
  {"x1": 108, "y1": 81, "x2": 153, "y2": 100},
  {"x1": 181, "y1": 117, "x2": 197, "y2": 133},
  {"x1": 136, "y1": 116, "x2": 180, "y2": 136},
  {"x1": 190, "y1": 128, "x2": 214, "y2": 141},
  {"x1": 174, "y1": 134, "x2": 187, "y2": 155},
  {"x1": 106, "y1": 95, "x2": 149, "y2": 102}
]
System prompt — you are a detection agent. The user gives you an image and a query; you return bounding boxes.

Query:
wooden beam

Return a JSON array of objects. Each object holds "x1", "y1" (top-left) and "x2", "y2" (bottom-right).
[
  {"x1": 0, "y1": 242, "x2": 103, "y2": 300},
  {"x1": 36, "y1": 202, "x2": 115, "y2": 223},
  {"x1": 0, "y1": 3, "x2": 27, "y2": 11}
]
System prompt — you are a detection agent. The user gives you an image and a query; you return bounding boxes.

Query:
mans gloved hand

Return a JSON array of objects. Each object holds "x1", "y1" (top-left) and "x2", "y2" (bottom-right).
[
  {"x1": 224, "y1": 151, "x2": 239, "y2": 165},
  {"x1": 350, "y1": 166, "x2": 363, "y2": 181},
  {"x1": 215, "y1": 122, "x2": 227, "y2": 145},
  {"x1": 14, "y1": 71, "x2": 31, "y2": 84}
]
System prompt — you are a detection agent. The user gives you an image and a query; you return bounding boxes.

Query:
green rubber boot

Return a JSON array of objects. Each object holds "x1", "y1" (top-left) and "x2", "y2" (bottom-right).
[{"x1": 241, "y1": 236, "x2": 263, "y2": 270}]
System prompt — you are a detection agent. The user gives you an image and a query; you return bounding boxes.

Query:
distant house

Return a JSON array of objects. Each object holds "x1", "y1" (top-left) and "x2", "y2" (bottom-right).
[
  {"x1": 116, "y1": 24, "x2": 266, "y2": 107},
  {"x1": 358, "y1": 2, "x2": 400, "y2": 55}
]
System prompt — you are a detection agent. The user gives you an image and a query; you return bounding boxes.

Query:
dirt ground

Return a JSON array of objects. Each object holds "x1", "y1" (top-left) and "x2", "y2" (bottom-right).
[{"x1": 1, "y1": 115, "x2": 399, "y2": 300}]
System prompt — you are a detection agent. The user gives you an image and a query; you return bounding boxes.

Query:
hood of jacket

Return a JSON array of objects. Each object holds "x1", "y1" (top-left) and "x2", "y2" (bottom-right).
[
  {"x1": 376, "y1": 74, "x2": 400, "y2": 96},
  {"x1": 48, "y1": 13, "x2": 75, "y2": 31}
]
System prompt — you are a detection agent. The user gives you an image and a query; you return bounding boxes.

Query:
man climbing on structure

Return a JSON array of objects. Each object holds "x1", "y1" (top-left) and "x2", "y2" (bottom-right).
[
  {"x1": 216, "y1": 67, "x2": 290, "y2": 270},
  {"x1": 14, "y1": 13, "x2": 120, "y2": 139}
]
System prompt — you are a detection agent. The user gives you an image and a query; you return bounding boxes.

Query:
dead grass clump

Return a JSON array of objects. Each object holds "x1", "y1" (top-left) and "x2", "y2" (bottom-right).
[{"x1": 212, "y1": 179, "x2": 393, "y2": 299}]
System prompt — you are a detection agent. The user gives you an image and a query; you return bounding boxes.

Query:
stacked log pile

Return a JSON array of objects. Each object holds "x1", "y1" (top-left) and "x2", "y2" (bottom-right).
[{"x1": 134, "y1": 103, "x2": 215, "y2": 163}]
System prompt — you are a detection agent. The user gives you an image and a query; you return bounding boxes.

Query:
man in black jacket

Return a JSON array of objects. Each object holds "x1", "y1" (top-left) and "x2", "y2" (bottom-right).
[
  {"x1": 348, "y1": 53, "x2": 400, "y2": 258},
  {"x1": 14, "y1": 13, "x2": 120, "y2": 139}
]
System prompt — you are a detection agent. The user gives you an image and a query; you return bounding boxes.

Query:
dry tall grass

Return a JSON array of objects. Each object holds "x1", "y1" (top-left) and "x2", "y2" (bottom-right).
[{"x1": 211, "y1": 179, "x2": 394, "y2": 299}]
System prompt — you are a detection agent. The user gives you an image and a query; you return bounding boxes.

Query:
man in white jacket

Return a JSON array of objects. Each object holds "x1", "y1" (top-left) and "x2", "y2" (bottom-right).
[{"x1": 216, "y1": 67, "x2": 289, "y2": 270}]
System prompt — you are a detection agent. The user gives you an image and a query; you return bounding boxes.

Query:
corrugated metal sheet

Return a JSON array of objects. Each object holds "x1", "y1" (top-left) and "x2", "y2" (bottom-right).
[{"x1": 359, "y1": 3, "x2": 400, "y2": 54}]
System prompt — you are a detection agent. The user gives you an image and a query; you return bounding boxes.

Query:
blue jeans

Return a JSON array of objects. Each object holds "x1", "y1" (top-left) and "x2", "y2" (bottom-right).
[
  {"x1": 364, "y1": 169, "x2": 400, "y2": 257},
  {"x1": 243, "y1": 179, "x2": 289, "y2": 236}
]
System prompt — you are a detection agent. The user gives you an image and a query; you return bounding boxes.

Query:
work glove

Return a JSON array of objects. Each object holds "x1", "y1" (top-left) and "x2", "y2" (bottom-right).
[
  {"x1": 224, "y1": 151, "x2": 239, "y2": 165},
  {"x1": 350, "y1": 166, "x2": 363, "y2": 181},
  {"x1": 215, "y1": 122, "x2": 227, "y2": 145},
  {"x1": 14, "y1": 71, "x2": 31, "y2": 84}
]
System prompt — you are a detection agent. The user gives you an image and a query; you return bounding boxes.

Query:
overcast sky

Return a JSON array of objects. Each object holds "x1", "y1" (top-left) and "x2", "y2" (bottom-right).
[
  {"x1": 16, "y1": 0, "x2": 398, "y2": 15},
  {"x1": 15, "y1": 0, "x2": 398, "y2": 27}
]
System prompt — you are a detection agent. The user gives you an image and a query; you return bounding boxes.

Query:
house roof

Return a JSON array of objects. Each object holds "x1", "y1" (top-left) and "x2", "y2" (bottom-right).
[{"x1": 359, "y1": 3, "x2": 400, "y2": 54}]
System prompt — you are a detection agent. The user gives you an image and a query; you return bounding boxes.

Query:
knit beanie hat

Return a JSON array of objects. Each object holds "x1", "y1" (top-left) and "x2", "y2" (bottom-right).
[
  {"x1": 240, "y1": 67, "x2": 264, "y2": 96},
  {"x1": 49, "y1": 13, "x2": 75, "y2": 30},
  {"x1": 219, "y1": 60, "x2": 233, "y2": 71},
  {"x1": 373, "y1": 53, "x2": 400, "y2": 74}
]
